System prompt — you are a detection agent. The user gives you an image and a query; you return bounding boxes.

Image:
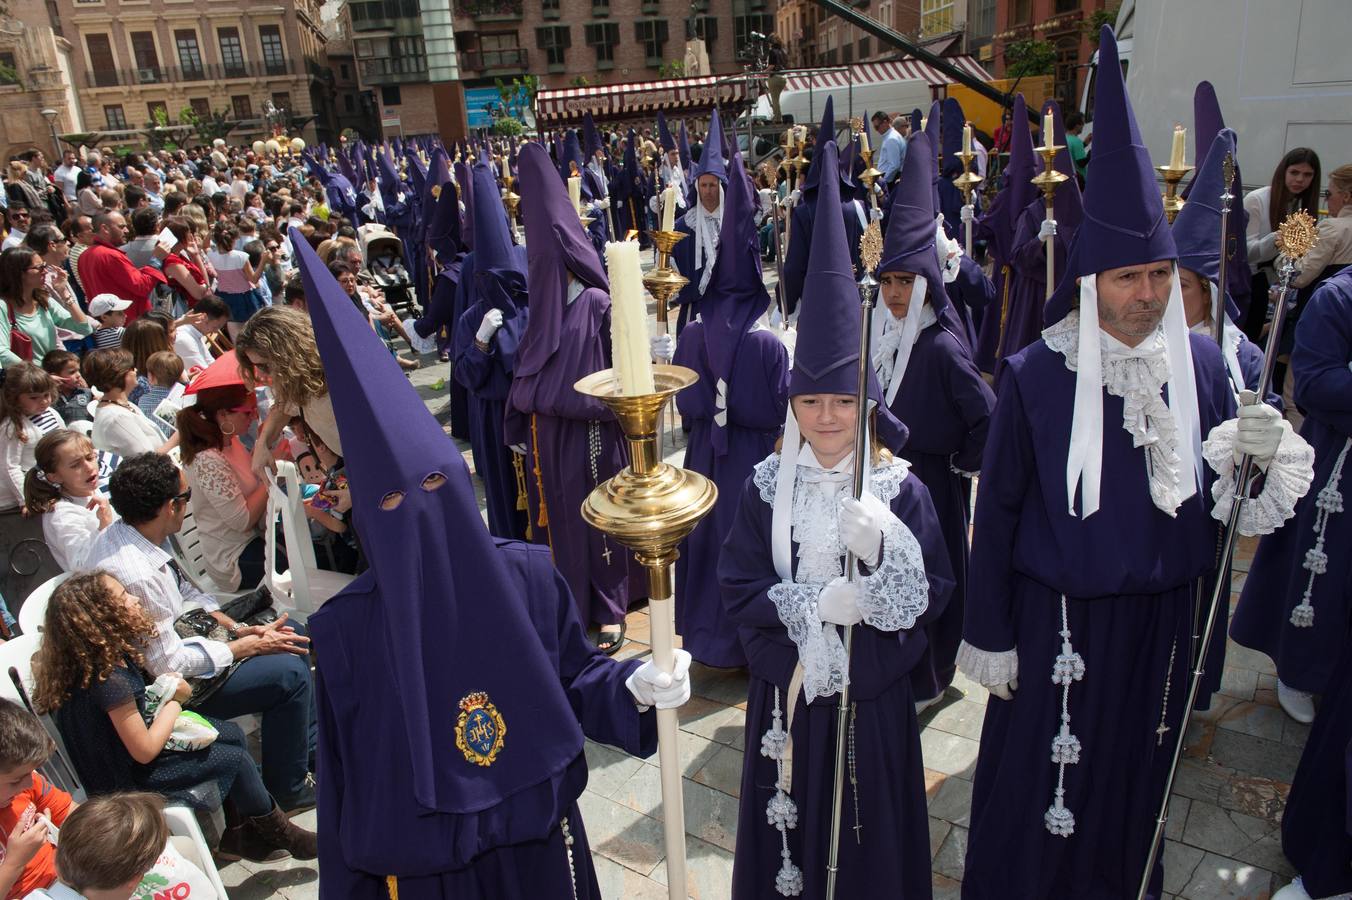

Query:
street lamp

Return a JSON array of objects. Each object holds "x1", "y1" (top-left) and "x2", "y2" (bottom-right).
[{"x1": 39, "y1": 107, "x2": 61, "y2": 161}]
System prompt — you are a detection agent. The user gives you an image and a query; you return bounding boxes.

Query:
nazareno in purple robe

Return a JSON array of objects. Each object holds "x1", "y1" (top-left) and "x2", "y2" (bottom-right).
[
  {"x1": 316, "y1": 539, "x2": 657, "y2": 898},
  {"x1": 1231, "y1": 268, "x2": 1352, "y2": 694},
  {"x1": 718, "y1": 459, "x2": 953, "y2": 899}
]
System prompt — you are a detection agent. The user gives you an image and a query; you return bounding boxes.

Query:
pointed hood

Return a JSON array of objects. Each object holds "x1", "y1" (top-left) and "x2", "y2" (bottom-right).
[
  {"x1": 425, "y1": 177, "x2": 462, "y2": 263},
  {"x1": 470, "y1": 162, "x2": 527, "y2": 312},
  {"x1": 678, "y1": 121, "x2": 693, "y2": 176},
  {"x1": 801, "y1": 96, "x2": 835, "y2": 195},
  {"x1": 657, "y1": 111, "x2": 676, "y2": 152},
  {"x1": 405, "y1": 146, "x2": 428, "y2": 202},
  {"x1": 1173, "y1": 128, "x2": 1241, "y2": 314},
  {"x1": 980, "y1": 93, "x2": 1037, "y2": 262},
  {"x1": 560, "y1": 130, "x2": 586, "y2": 182},
  {"x1": 293, "y1": 228, "x2": 584, "y2": 818},
  {"x1": 940, "y1": 97, "x2": 966, "y2": 178},
  {"x1": 583, "y1": 112, "x2": 604, "y2": 160},
  {"x1": 923, "y1": 100, "x2": 943, "y2": 208},
  {"x1": 419, "y1": 147, "x2": 450, "y2": 239},
  {"x1": 703, "y1": 138, "x2": 770, "y2": 454},
  {"x1": 514, "y1": 142, "x2": 608, "y2": 380},
  {"x1": 454, "y1": 160, "x2": 475, "y2": 253},
  {"x1": 880, "y1": 132, "x2": 947, "y2": 303},
  {"x1": 691, "y1": 108, "x2": 728, "y2": 185},
  {"x1": 1191, "y1": 81, "x2": 1225, "y2": 178},
  {"x1": 909, "y1": 108, "x2": 923, "y2": 135}
]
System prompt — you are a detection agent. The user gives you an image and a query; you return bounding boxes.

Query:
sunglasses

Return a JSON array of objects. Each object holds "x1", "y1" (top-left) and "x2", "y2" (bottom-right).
[{"x1": 173, "y1": 488, "x2": 193, "y2": 505}]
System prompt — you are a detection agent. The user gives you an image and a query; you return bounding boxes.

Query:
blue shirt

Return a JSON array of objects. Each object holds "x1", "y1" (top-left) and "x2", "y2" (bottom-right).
[{"x1": 877, "y1": 128, "x2": 907, "y2": 184}]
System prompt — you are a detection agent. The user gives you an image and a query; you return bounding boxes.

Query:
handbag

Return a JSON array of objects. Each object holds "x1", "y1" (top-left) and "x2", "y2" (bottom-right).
[
  {"x1": 173, "y1": 585, "x2": 279, "y2": 707},
  {"x1": 4, "y1": 298, "x2": 32, "y2": 362}
]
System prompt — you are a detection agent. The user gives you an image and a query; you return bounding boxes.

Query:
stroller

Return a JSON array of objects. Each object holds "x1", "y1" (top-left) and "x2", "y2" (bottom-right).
[{"x1": 359, "y1": 225, "x2": 419, "y2": 319}]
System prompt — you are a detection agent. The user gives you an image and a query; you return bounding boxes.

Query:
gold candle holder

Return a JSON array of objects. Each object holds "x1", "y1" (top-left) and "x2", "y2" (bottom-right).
[
  {"x1": 1157, "y1": 163, "x2": 1193, "y2": 224},
  {"x1": 642, "y1": 230, "x2": 689, "y2": 338},
  {"x1": 574, "y1": 365, "x2": 718, "y2": 900},
  {"x1": 954, "y1": 149, "x2": 984, "y2": 205},
  {"x1": 1032, "y1": 144, "x2": 1070, "y2": 301}
]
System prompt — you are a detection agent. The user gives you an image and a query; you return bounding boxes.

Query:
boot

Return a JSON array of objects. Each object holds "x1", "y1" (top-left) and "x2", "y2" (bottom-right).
[
  {"x1": 216, "y1": 820, "x2": 289, "y2": 864},
  {"x1": 248, "y1": 802, "x2": 319, "y2": 860}
]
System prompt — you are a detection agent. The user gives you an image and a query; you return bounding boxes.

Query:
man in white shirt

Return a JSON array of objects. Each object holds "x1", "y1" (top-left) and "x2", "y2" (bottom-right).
[
  {"x1": 872, "y1": 110, "x2": 907, "y2": 187},
  {"x1": 1, "y1": 206, "x2": 30, "y2": 250},
  {"x1": 199, "y1": 163, "x2": 222, "y2": 198},
  {"x1": 89, "y1": 452, "x2": 317, "y2": 810},
  {"x1": 143, "y1": 170, "x2": 165, "y2": 214},
  {"x1": 173, "y1": 295, "x2": 231, "y2": 372},
  {"x1": 53, "y1": 150, "x2": 82, "y2": 202}
]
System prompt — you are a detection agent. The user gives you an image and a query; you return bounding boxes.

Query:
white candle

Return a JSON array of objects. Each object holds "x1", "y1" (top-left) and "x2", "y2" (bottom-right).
[
  {"x1": 920, "y1": 116, "x2": 928, "y2": 132},
  {"x1": 859, "y1": 123, "x2": 870, "y2": 153},
  {"x1": 568, "y1": 176, "x2": 582, "y2": 215},
  {"x1": 500, "y1": 156, "x2": 510, "y2": 179},
  {"x1": 605, "y1": 241, "x2": 656, "y2": 396},
  {"x1": 661, "y1": 184, "x2": 677, "y2": 233},
  {"x1": 963, "y1": 122, "x2": 973, "y2": 156},
  {"x1": 1043, "y1": 110, "x2": 1055, "y2": 146},
  {"x1": 1170, "y1": 125, "x2": 1187, "y2": 169}
]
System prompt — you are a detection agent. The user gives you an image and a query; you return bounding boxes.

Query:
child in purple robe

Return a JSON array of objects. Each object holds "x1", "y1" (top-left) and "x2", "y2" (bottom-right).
[{"x1": 719, "y1": 138, "x2": 953, "y2": 899}]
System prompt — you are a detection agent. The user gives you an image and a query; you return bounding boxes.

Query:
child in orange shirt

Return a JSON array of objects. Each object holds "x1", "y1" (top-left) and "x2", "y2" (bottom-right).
[{"x1": 0, "y1": 700, "x2": 74, "y2": 899}]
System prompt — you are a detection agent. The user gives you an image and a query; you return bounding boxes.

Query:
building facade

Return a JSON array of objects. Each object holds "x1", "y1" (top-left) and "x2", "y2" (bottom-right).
[
  {"x1": 54, "y1": 0, "x2": 338, "y2": 145},
  {"x1": 0, "y1": 0, "x2": 84, "y2": 162},
  {"x1": 991, "y1": 0, "x2": 1109, "y2": 109}
]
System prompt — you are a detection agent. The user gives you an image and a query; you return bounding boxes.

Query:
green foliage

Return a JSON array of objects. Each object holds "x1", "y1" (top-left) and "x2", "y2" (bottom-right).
[
  {"x1": 570, "y1": 74, "x2": 590, "y2": 88},
  {"x1": 658, "y1": 59, "x2": 685, "y2": 78},
  {"x1": 1085, "y1": 8, "x2": 1119, "y2": 43},
  {"x1": 0, "y1": 61, "x2": 19, "y2": 87},
  {"x1": 1004, "y1": 39, "x2": 1057, "y2": 78},
  {"x1": 150, "y1": 106, "x2": 170, "y2": 128},
  {"x1": 492, "y1": 117, "x2": 524, "y2": 137},
  {"x1": 178, "y1": 105, "x2": 233, "y2": 143}
]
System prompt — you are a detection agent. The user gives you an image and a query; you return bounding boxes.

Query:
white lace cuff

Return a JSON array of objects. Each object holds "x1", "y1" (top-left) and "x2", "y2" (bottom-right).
[
  {"x1": 857, "y1": 513, "x2": 930, "y2": 632},
  {"x1": 956, "y1": 640, "x2": 1019, "y2": 688},
  {"x1": 949, "y1": 453, "x2": 980, "y2": 478},
  {"x1": 768, "y1": 582, "x2": 849, "y2": 703},
  {"x1": 1203, "y1": 418, "x2": 1315, "y2": 536}
]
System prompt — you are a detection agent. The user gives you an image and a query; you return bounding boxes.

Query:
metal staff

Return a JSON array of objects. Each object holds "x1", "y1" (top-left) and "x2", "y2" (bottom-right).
[
  {"x1": 769, "y1": 156, "x2": 789, "y2": 325},
  {"x1": 1136, "y1": 210, "x2": 1319, "y2": 900},
  {"x1": 825, "y1": 221, "x2": 883, "y2": 900},
  {"x1": 1031, "y1": 140, "x2": 1068, "y2": 300}
]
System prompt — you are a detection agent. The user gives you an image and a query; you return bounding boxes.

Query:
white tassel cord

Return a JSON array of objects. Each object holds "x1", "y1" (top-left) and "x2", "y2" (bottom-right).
[
  {"x1": 1292, "y1": 437, "x2": 1351, "y2": 628},
  {"x1": 1045, "y1": 595, "x2": 1085, "y2": 837}
]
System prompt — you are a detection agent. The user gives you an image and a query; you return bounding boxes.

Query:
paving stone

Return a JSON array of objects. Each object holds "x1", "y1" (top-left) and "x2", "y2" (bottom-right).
[
  {"x1": 920, "y1": 729, "x2": 981, "y2": 778},
  {"x1": 650, "y1": 834, "x2": 735, "y2": 900},
  {"x1": 1180, "y1": 850, "x2": 1275, "y2": 900},
  {"x1": 1163, "y1": 839, "x2": 1207, "y2": 895},
  {"x1": 1208, "y1": 730, "x2": 1304, "y2": 785},
  {"x1": 950, "y1": 670, "x2": 991, "y2": 705},
  {"x1": 614, "y1": 763, "x2": 740, "y2": 853},
  {"x1": 678, "y1": 695, "x2": 746, "y2": 749},
  {"x1": 1224, "y1": 643, "x2": 1278, "y2": 677},
  {"x1": 1232, "y1": 831, "x2": 1296, "y2": 879},
  {"x1": 692, "y1": 744, "x2": 744, "y2": 799},
  {"x1": 1216, "y1": 700, "x2": 1287, "y2": 742},
  {"x1": 929, "y1": 816, "x2": 953, "y2": 861},
  {"x1": 933, "y1": 872, "x2": 963, "y2": 900},
  {"x1": 931, "y1": 824, "x2": 968, "y2": 881},
  {"x1": 1166, "y1": 795, "x2": 1191, "y2": 842},
  {"x1": 577, "y1": 790, "x2": 666, "y2": 876},
  {"x1": 592, "y1": 853, "x2": 672, "y2": 899},
  {"x1": 1216, "y1": 776, "x2": 1290, "y2": 827},
  {"x1": 688, "y1": 662, "x2": 750, "y2": 707},
  {"x1": 1181, "y1": 799, "x2": 1274, "y2": 859},
  {"x1": 926, "y1": 697, "x2": 986, "y2": 741},
  {"x1": 1280, "y1": 717, "x2": 1311, "y2": 748},
  {"x1": 1219, "y1": 666, "x2": 1260, "y2": 702},
  {"x1": 585, "y1": 738, "x2": 647, "y2": 798},
  {"x1": 641, "y1": 728, "x2": 724, "y2": 778},
  {"x1": 929, "y1": 775, "x2": 974, "y2": 828}
]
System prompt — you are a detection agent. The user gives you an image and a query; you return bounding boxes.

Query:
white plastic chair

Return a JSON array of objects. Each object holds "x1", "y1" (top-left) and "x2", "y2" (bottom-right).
[
  {"x1": 17, "y1": 572, "x2": 69, "y2": 636},
  {"x1": 265, "y1": 461, "x2": 355, "y2": 618},
  {"x1": 170, "y1": 508, "x2": 244, "y2": 603},
  {"x1": 67, "y1": 419, "x2": 93, "y2": 438}
]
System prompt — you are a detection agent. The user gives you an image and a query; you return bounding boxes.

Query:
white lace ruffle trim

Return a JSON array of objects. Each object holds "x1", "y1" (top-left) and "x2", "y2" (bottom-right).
[
  {"x1": 954, "y1": 641, "x2": 1019, "y2": 688},
  {"x1": 1201, "y1": 418, "x2": 1316, "y2": 537}
]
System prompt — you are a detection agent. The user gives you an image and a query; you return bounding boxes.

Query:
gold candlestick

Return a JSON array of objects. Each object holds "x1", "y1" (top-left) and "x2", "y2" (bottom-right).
[
  {"x1": 642, "y1": 230, "x2": 689, "y2": 338},
  {"x1": 574, "y1": 364, "x2": 718, "y2": 900},
  {"x1": 1157, "y1": 162, "x2": 1193, "y2": 224},
  {"x1": 954, "y1": 149, "x2": 984, "y2": 257},
  {"x1": 1031, "y1": 143, "x2": 1070, "y2": 301}
]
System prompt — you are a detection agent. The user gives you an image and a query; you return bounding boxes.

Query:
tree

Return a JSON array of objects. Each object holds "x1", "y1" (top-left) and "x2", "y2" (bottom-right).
[
  {"x1": 0, "y1": 60, "x2": 19, "y2": 87},
  {"x1": 659, "y1": 59, "x2": 685, "y2": 79},
  {"x1": 492, "y1": 117, "x2": 524, "y2": 138},
  {"x1": 178, "y1": 105, "x2": 234, "y2": 144},
  {"x1": 1084, "y1": 8, "x2": 1120, "y2": 44},
  {"x1": 1004, "y1": 39, "x2": 1057, "y2": 78},
  {"x1": 570, "y1": 75, "x2": 590, "y2": 88}
]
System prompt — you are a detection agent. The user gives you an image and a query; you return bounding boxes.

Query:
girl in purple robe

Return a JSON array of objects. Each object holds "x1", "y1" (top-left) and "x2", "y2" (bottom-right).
[
  {"x1": 1232, "y1": 267, "x2": 1352, "y2": 724},
  {"x1": 671, "y1": 110, "x2": 731, "y2": 338},
  {"x1": 506, "y1": 143, "x2": 642, "y2": 653},
  {"x1": 719, "y1": 139, "x2": 953, "y2": 899},
  {"x1": 875, "y1": 131, "x2": 995, "y2": 709},
  {"x1": 673, "y1": 132, "x2": 790, "y2": 669}
]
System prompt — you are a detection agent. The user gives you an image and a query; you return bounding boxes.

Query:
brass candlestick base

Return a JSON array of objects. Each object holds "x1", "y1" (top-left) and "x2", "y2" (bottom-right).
[
  {"x1": 1158, "y1": 163, "x2": 1193, "y2": 224},
  {"x1": 954, "y1": 148, "x2": 984, "y2": 200},
  {"x1": 574, "y1": 365, "x2": 717, "y2": 900},
  {"x1": 643, "y1": 230, "x2": 689, "y2": 338}
]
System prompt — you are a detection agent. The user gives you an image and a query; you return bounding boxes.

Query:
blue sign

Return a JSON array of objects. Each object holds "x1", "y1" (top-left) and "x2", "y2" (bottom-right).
[{"x1": 465, "y1": 85, "x2": 529, "y2": 129}]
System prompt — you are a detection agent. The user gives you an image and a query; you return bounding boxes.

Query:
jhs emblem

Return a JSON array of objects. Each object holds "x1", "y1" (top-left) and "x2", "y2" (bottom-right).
[{"x1": 456, "y1": 692, "x2": 506, "y2": 767}]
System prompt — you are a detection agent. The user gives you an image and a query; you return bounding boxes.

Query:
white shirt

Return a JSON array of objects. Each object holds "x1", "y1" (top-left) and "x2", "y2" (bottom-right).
[
  {"x1": 91, "y1": 401, "x2": 164, "y2": 458},
  {"x1": 53, "y1": 164, "x2": 81, "y2": 201},
  {"x1": 184, "y1": 444, "x2": 262, "y2": 591},
  {"x1": 200, "y1": 175, "x2": 222, "y2": 196},
  {"x1": 175, "y1": 325, "x2": 215, "y2": 372},
  {"x1": 1, "y1": 230, "x2": 26, "y2": 251},
  {"x1": 43, "y1": 494, "x2": 116, "y2": 571},
  {"x1": 0, "y1": 410, "x2": 65, "y2": 510}
]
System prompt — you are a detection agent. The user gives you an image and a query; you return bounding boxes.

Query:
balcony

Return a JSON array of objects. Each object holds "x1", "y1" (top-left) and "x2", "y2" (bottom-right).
[
  {"x1": 359, "y1": 54, "x2": 428, "y2": 85},
  {"x1": 455, "y1": 0, "x2": 522, "y2": 22},
  {"x1": 460, "y1": 47, "x2": 528, "y2": 73},
  {"x1": 84, "y1": 59, "x2": 301, "y2": 90}
]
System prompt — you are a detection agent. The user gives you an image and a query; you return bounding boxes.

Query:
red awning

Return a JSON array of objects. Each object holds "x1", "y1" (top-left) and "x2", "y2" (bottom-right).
[
  {"x1": 535, "y1": 74, "x2": 750, "y2": 124},
  {"x1": 784, "y1": 56, "x2": 992, "y2": 92}
]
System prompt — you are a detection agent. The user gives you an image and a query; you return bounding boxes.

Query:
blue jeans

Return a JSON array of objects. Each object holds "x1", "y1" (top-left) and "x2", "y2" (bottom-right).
[{"x1": 196, "y1": 637, "x2": 314, "y2": 801}]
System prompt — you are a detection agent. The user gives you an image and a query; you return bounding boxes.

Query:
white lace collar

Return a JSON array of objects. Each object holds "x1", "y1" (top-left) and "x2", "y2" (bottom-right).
[
  {"x1": 1043, "y1": 310, "x2": 1187, "y2": 516},
  {"x1": 875, "y1": 295, "x2": 939, "y2": 405}
]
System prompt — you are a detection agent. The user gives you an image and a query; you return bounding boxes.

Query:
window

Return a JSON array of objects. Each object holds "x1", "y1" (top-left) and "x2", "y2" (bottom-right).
[
  {"x1": 534, "y1": 25, "x2": 569, "y2": 67},
  {"x1": 271, "y1": 92, "x2": 291, "y2": 112},
  {"x1": 584, "y1": 22, "x2": 619, "y2": 65},
  {"x1": 339, "y1": 62, "x2": 350, "y2": 79},
  {"x1": 634, "y1": 19, "x2": 668, "y2": 63},
  {"x1": 687, "y1": 15, "x2": 717, "y2": 50},
  {"x1": 1054, "y1": 0, "x2": 1077, "y2": 11},
  {"x1": 858, "y1": 36, "x2": 869, "y2": 58},
  {"x1": 147, "y1": 99, "x2": 168, "y2": 121},
  {"x1": 969, "y1": 0, "x2": 996, "y2": 39},
  {"x1": 189, "y1": 97, "x2": 211, "y2": 118},
  {"x1": 343, "y1": 94, "x2": 355, "y2": 113},
  {"x1": 592, "y1": 0, "x2": 608, "y2": 12},
  {"x1": 1009, "y1": 0, "x2": 1031, "y2": 25},
  {"x1": 842, "y1": 41, "x2": 852, "y2": 63},
  {"x1": 131, "y1": 31, "x2": 161, "y2": 81},
  {"x1": 104, "y1": 104, "x2": 127, "y2": 129},
  {"x1": 878, "y1": 0, "x2": 892, "y2": 29},
  {"x1": 481, "y1": 32, "x2": 521, "y2": 67},
  {"x1": 175, "y1": 30, "x2": 204, "y2": 78},
  {"x1": 1054, "y1": 35, "x2": 1079, "y2": 107},
  {"x1": 218, "y1": 27, "x2": 245, "y2": 77},
  {"x1": 259, "y1": 25, "x2": 286, "y2": 75},
  {"x1": 380, "y1": 84, "x2": 401, "y2": 106},
  {"x1": 231, "y1": 94, "x2": 253, "y2": 119},
  {"x1": 733, "y1": 13, "x2": 773, "y2": 50},
  {"x1": 921, "y1": 0, "x2": 955, "y2": 34},
  {"x1": 86, "y1": 33, "x2": 117, "y2": 86},
  {"x1": 541, "y1": 0, "x2": 559, "y2": 10}
]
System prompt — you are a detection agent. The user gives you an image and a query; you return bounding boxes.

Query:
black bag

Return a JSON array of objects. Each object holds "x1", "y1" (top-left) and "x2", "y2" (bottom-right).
[{"x1": 173, "y1": 586, "x2": 279, "y2": 706}]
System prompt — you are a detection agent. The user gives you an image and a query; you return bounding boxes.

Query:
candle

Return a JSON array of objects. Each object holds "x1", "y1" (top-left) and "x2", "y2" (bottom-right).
[
  {"x1": 920, "y1": 116, "x2": 928, "y2": 132},
  {"x1": 568, "y1": 175, "x2": 582, "y2": 215},
  {"x1": 962, "y1": 122, "x2": 973, "y2": 156},
  {"x1": 661, "y1": 184, "x2": 677, "y2": 233},
  {"x1": 1043, "y1": 110, "x2": 1055, "y2": 146},
  {"x1": 500, "y1": 156, "x2": 510, "y2": 179},
  {"x1": 1170, "y1": 125, "x2": 1187, "y2": 169},
  {"x1": 605, "y1": 241, "x2": 656, "y2": 396},
  {"x1": 859, "y1": 123, "x2": 870, "y2": 153}
]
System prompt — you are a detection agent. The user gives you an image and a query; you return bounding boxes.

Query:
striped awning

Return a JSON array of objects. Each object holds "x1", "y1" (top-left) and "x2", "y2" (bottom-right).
[
  {"x1": 785, "y1": 56, "x2": 992, "y2": 92},
  {"x1": 535, "y1": 74, "x2": 749, "y2": 124}
]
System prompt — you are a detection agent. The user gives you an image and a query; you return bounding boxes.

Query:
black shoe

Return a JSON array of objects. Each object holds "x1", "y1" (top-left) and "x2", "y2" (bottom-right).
[{"x1": 276, "y1": 775, "x2": 316, "y2": 816}]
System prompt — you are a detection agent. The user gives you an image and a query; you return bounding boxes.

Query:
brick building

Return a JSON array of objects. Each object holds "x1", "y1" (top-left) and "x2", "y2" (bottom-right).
[
  {"x1": 0, "y1": 0, "x2": 84, "y2": 162},
  {"x1": 54, "y1": 0, "x2": 338, "y2": 145},
  {"x1": 991, "y1": 0, "x2": 1110, "y2": 109},
  {"x1": 777, "y1": 0, "x2": 999, "y2": 69}
]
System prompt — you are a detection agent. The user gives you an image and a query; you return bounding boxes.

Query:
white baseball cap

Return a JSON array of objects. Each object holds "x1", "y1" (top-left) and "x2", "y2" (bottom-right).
[{"x1": 88, "y1": 294, "x2": 132, "y2": 317}]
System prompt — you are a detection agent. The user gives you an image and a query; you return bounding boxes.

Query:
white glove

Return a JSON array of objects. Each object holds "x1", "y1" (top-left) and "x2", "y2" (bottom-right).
[
  {"x1": 476, "y1": 308, "x2": 504, "y2": 344},
  {"x1": 625, "y1": 649, "x2": 692, "y2": 710},
  {"x1": 870, "y1": 205, "x2": 884, "y2": 223},
  {"x1": 650, "y1": 333, "x2": 675, "y2": 363},
  {"x1": 648, "y1": 195, "x2": 661, "y2": 214},
  {"x1": 960, "y1": 204, "x2": 975, "y2": 223},
  {"x1": 509, "y1": 443, "x2": 527, "y2": 456},
  {"x1": 989, "y1": 676, "x2": 1020, "y2": 701},
  {"x1": 839, "y1": 495, "x2": 883, "y2": 568},
  {"x1": 817, "y1": 577, "x2": 863, "y2": 627},
  {"x1": 788, "y1": 189, "x2": 802, "y2": 205},
  {"x1": 1038, "y1": 218, "x2": 1057, "y2": 241},
  {"x1": 595, "y1": 197, "x2": 610, "y2": 211},
  {"x1": 1233, "y1": 397, "x2": 1284, "y2": 465}
]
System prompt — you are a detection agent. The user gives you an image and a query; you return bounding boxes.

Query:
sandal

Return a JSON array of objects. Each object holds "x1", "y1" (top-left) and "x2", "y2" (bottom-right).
[{"x1": 596, "y1": 624, "x2": 625, "y2": 655}]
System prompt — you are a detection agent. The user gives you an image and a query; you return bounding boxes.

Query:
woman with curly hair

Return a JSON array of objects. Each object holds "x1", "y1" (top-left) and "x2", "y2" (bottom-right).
[
  {"x1": 31, "y1": 572, "x2": 317, "y2": 861},
  {"x1": 235, "y1": 305, "x2": 338, "y2": 475}
]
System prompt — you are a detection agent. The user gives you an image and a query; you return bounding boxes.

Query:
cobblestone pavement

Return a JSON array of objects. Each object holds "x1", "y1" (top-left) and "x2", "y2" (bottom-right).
[{"x1": 221, "y1": 267, "x2": 1307, "y2": 899}]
